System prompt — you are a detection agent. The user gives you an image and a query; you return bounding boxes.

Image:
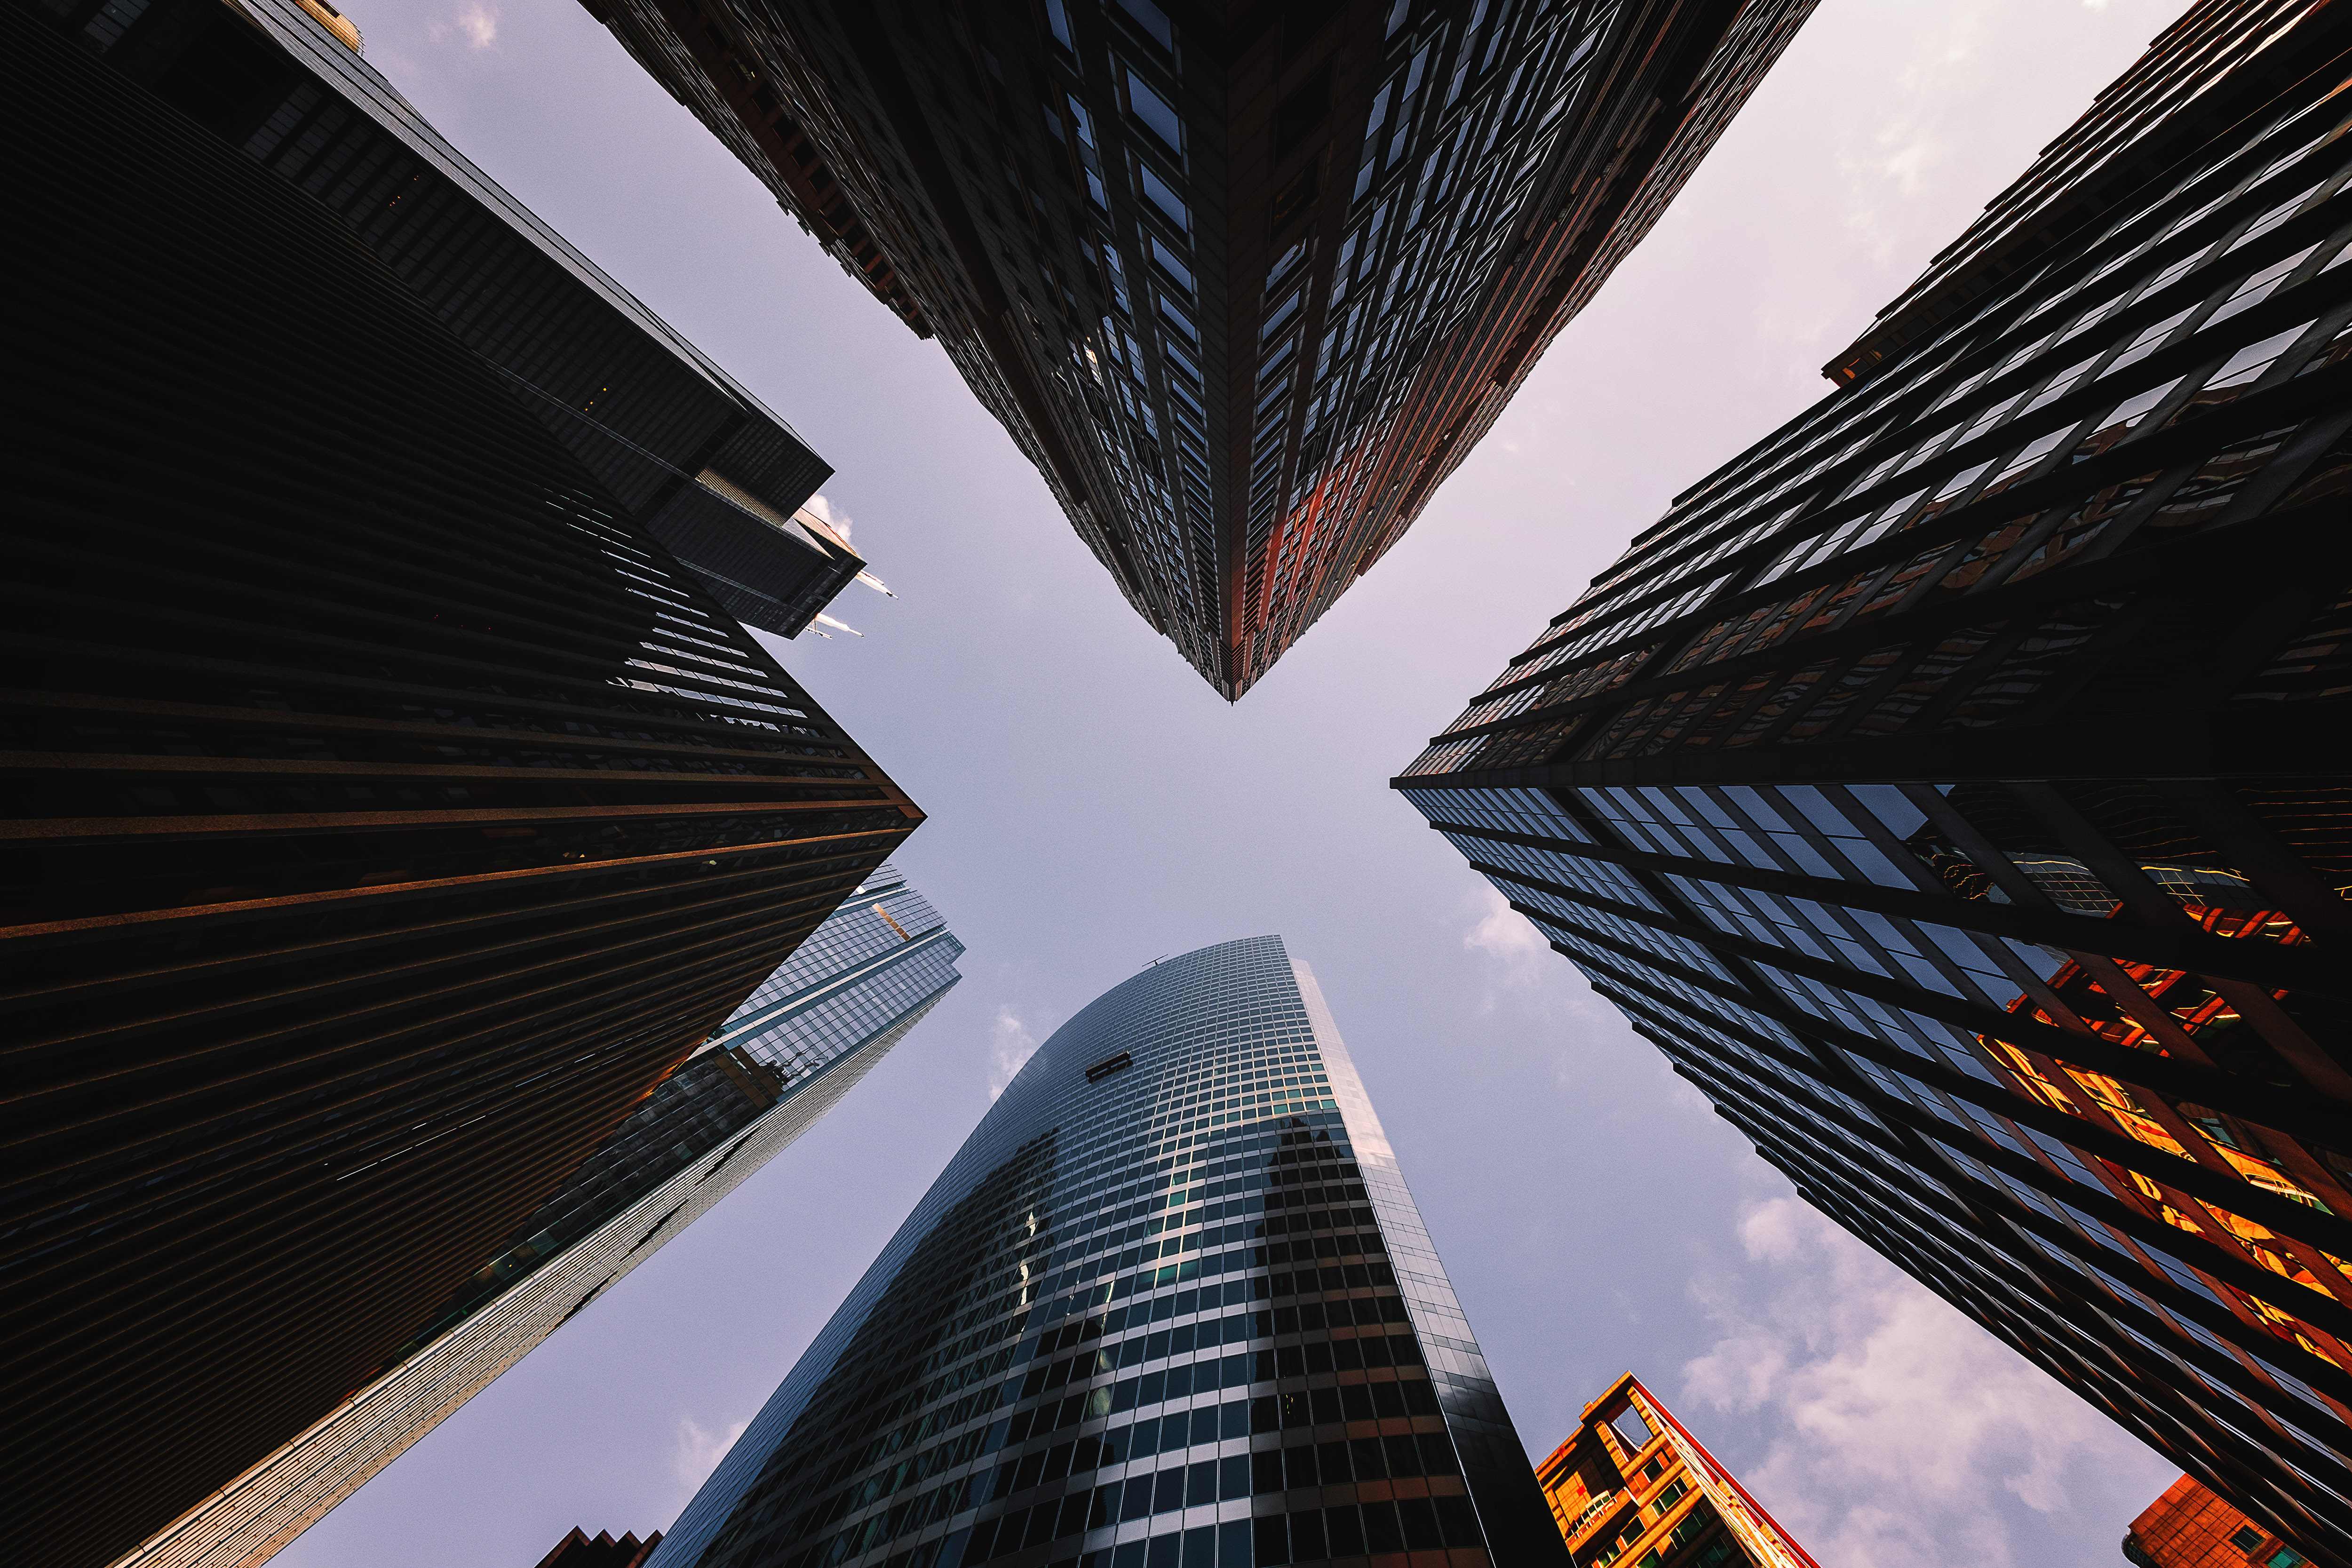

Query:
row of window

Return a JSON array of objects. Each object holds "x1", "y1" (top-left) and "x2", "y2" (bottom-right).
[{"x1": 1485, "y1": 94, "x2": 2344, "y2": 708}]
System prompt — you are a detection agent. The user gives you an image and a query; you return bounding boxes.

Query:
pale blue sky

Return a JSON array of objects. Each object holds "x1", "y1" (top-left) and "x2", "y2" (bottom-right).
[{"x1": 270, "y1": 4, "x2": 2187, "y2": 1565}]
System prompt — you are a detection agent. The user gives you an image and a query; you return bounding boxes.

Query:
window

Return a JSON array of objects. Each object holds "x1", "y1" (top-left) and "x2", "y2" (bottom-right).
[
  {"x1": 1138, "y1": 162, "x2": 1190, "y2": 233},
  {"x1": 1127, "y1": 69, "x2": 1182, "y2": 155},
  {"x1": 1609, "y1": 1406, "x2": 1655, "y2": 1454},
  {"x1": 1261, "y1": 287, "x2": 1304, "y2": 342},
  {"x1": 1150, "y1": 235, "x2": 1194, "y2": 296}
]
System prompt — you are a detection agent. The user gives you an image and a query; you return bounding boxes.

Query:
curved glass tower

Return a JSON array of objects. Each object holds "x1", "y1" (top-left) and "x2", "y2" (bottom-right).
[{"x1": 654, "y1": 935, "x2": 1564, "y2": 1568}]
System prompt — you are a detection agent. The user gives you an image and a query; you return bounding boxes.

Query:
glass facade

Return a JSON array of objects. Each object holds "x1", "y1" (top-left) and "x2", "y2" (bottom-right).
[
  {"x1": 583, "y1": 0, "x2": 1812, "y2": 694},
  {"x1": 1399, "y1": 6, "x2": 2352, "y2": 1564},
  {"x1": 43, "y1": 0, "x2": 867, "y2": 639},
  {"x1": 652, "y1": 935, "x2": 1565, "y2": 1568},
  {"x1": 3, "y1": 14, "x2": 921, "y2": 1566},
  {"x1": 118, "y1": 867, "x2": 964, "y2": 1568}
]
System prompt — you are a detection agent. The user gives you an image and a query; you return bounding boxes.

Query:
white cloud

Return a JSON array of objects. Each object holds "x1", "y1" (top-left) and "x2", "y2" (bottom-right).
[
  {"x1": 804, "y1": 493, "x2": 855, "y2": 548},
  {"x1": 1459, "y1": 887, "x2": 1625, "y2": 1047},
  {"x1": 986, "y1": 1004, "x2": 1037, "y2": 1100},
  {"x1": 1463, "y1": 884, "x2": 1548, "y2": 985},
  {"x1": 671, "y1": 1414, "x2": 747, "y2": 1491},
  {"x1": 1680, "y1": 1198, "x2": 2169, "y2": 1568},
  {"x1": 427, "y1": 4, "x2": 498, "y2": 48}
]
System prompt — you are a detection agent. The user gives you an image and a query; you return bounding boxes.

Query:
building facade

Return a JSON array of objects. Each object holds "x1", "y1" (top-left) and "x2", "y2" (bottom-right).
[
  {"x1": 1, "y1": 14, "x2": 922, "y2": 1566},
  {"x1": 2128, "y1": 1473, "x2": 2316, "y2": 1568},
  {"x1": 1536, "y1": 1375, "x2": 1815, "y2": 1568},
  {"x1": 538, "y1": 1530, "x2": 667, "y2": 1568},
  {"x1": 649, "y1": 935, "x2": 1564, "y2": 1568},
  {"x1": 42, "y1": 0, "x2": 872, "y2": 639},
  {"x1": 113, "y1": 867, "x2": 963, "y2": 1568},
  {"x1": 580, "y1": 0, "x2": 1812, "y2": 695},
  {"x1": 1398, "y1": 3, "x2": 2351, "y2": 1562}
]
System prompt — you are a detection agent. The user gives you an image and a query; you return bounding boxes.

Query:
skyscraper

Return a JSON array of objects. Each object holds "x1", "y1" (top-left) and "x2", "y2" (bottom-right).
[
  {"x1": 1397, "y1": 2, "x2": 2351, "y2": 1561},
  {"x1": 649, "y1": 935, "x2": 1565, "y2": 1568},
  {"x1": 1536, "y1": 1374, "x2": 1815, "y2": 1568},
  {"x1": 580, "y1": 0, "x2": 1814, "y2": 695},
  {"x1": 116, "y1": 865, "x2": 963, "y2": 1568},
  {"x1": 2127, "y1": 1473, "x2": 2317, "y2": 1568},
  {"x1": 1, "y1": 13, "x2": 920, "y2": 1566},
  {"x1": 48, "y1": 0, "x2": 876, "y2": 640}
]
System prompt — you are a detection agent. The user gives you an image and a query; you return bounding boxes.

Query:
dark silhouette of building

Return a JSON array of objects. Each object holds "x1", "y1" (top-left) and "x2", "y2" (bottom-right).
[
  {"x1": 0, "y1": 10, "x2": 922, "y2": 1567},
  {"x1": 537, "y1": 1528, "x2": 666, "y2": 1568},
  {"x1": 652, "y1": 935, "x2": 1566, "y2": 1568},
  {"x1": 579, "y1": 0, "x2": 1813, "y2": 695},
  {"x1": 48, "y1": 0, "x2": 872, "y2": 639},
  {"x1": 2126, "y1": 1474, "x2": 2316, "y2": 1568},
  {"x1": 1399, "y1": 2, "x2": 2351, "y2": 1562},
  {"x1": 120, "y1": 868, "x2": 962, "y2": 1568}
]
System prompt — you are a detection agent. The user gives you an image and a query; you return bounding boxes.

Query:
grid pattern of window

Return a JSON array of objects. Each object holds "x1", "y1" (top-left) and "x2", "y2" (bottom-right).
[
  {"x1": 655, "y1": 937, "x2": 1566, "y2": 1568},
  {"x1": 584, "y1": 0, "x2": 1812, "y2": 696},
  {"x1": 1538, "y1": 1375, "x2": 1814, "y2": 1568},
  {"x1": 395, "y1": 862, "x2": 967, "y2": 1362},
  {"x1": 1398, "y1": 10, "x2": 2352, "y2": 1564},
  {"x1": 1406, "y1": 62, "x2": 2347, "y2": 778},
  {"x1": 112, "y1": 870, "x2": 964, "y2": 1568}
]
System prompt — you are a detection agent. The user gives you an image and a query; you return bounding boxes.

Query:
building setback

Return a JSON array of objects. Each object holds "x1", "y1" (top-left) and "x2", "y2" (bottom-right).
[
  {"x1": 1398, "y1": 2, "x2": 2351, "y2": 1562},
  {"x1": 48, "y1": 0, "x2": 872, "y2": 640},
  {"x1": 1536, "y1": 1374, "x2": 1815, "y2": 1568},
  {"x1": 649, "y1": 935, "x2": 1565, "y2": 1568},
  {"x1": 579, "y1": 0, "x2": 1813, "y2": 696},
  {"x1": 112, "y1": 867, "x2": 963, "y2": 1568},
  {"x1": 0, "y1": 12, "x2": 921, "y2": 1568}
]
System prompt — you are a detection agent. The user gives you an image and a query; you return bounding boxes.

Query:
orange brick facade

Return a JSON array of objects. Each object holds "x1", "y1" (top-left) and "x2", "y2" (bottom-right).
[
  {"x1": 2126, "y1": 1475, "x2": 2317, "y2": 1568},
  {"x1": 1536, "y1": 1375, "x2": 1816, "y2": 1568}
]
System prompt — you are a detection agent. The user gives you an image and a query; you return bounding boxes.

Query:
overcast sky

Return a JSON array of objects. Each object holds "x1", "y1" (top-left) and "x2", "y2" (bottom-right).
[{"x1": 270, "y1": 4, "x2": 2191, "y2": 1565}]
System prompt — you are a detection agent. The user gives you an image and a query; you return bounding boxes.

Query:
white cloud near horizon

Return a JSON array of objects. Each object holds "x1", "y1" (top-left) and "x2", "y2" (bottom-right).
[{"x1": 1681, "y1": 1197, "x2": 2173, "y2": 1568}]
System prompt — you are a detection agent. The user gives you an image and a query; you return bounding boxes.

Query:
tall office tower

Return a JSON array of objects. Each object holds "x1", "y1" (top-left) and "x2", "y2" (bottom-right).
[
  {"x1": 1, "y1": 13, "x2": 922, "y2": 1568},
  {"x1": 43, "y1": 0, "x2": 874, "y2": 640},
  {"x1": 121, "y1": 866, "x2": 963, "y2": 1568},
  {"x1": 1536, "y1": 1374, "x2": 1815, "y2": 1568},
  {"x1": 651, "y1": 935, "x2": 1564, "y2": 1568},
  {"x1": 580, "y1": 0, "x2": 1812, "y2": 696},
  {"x1": 1397, "y1": 2, "x2": 2352, "y2": 1561},
  {"x1": 2128, "y1": 1473, "x2": 2318, "y2": 1568}
]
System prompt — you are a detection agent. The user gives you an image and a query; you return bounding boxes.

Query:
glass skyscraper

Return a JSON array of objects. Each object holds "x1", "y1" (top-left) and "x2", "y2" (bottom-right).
[
  {"x1": 1399, "y1": 3, "x2": 2350, "y2": 1562},
  {"x1": 580, "y1": 0, "x2": 1812, "y2": 695},
  {"x1": 651, "y1": 935, "x2": 1564, "y2": 1568},
  {"x1": 120, "y1": 866, "x2": 964, "y2": 1568}
]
